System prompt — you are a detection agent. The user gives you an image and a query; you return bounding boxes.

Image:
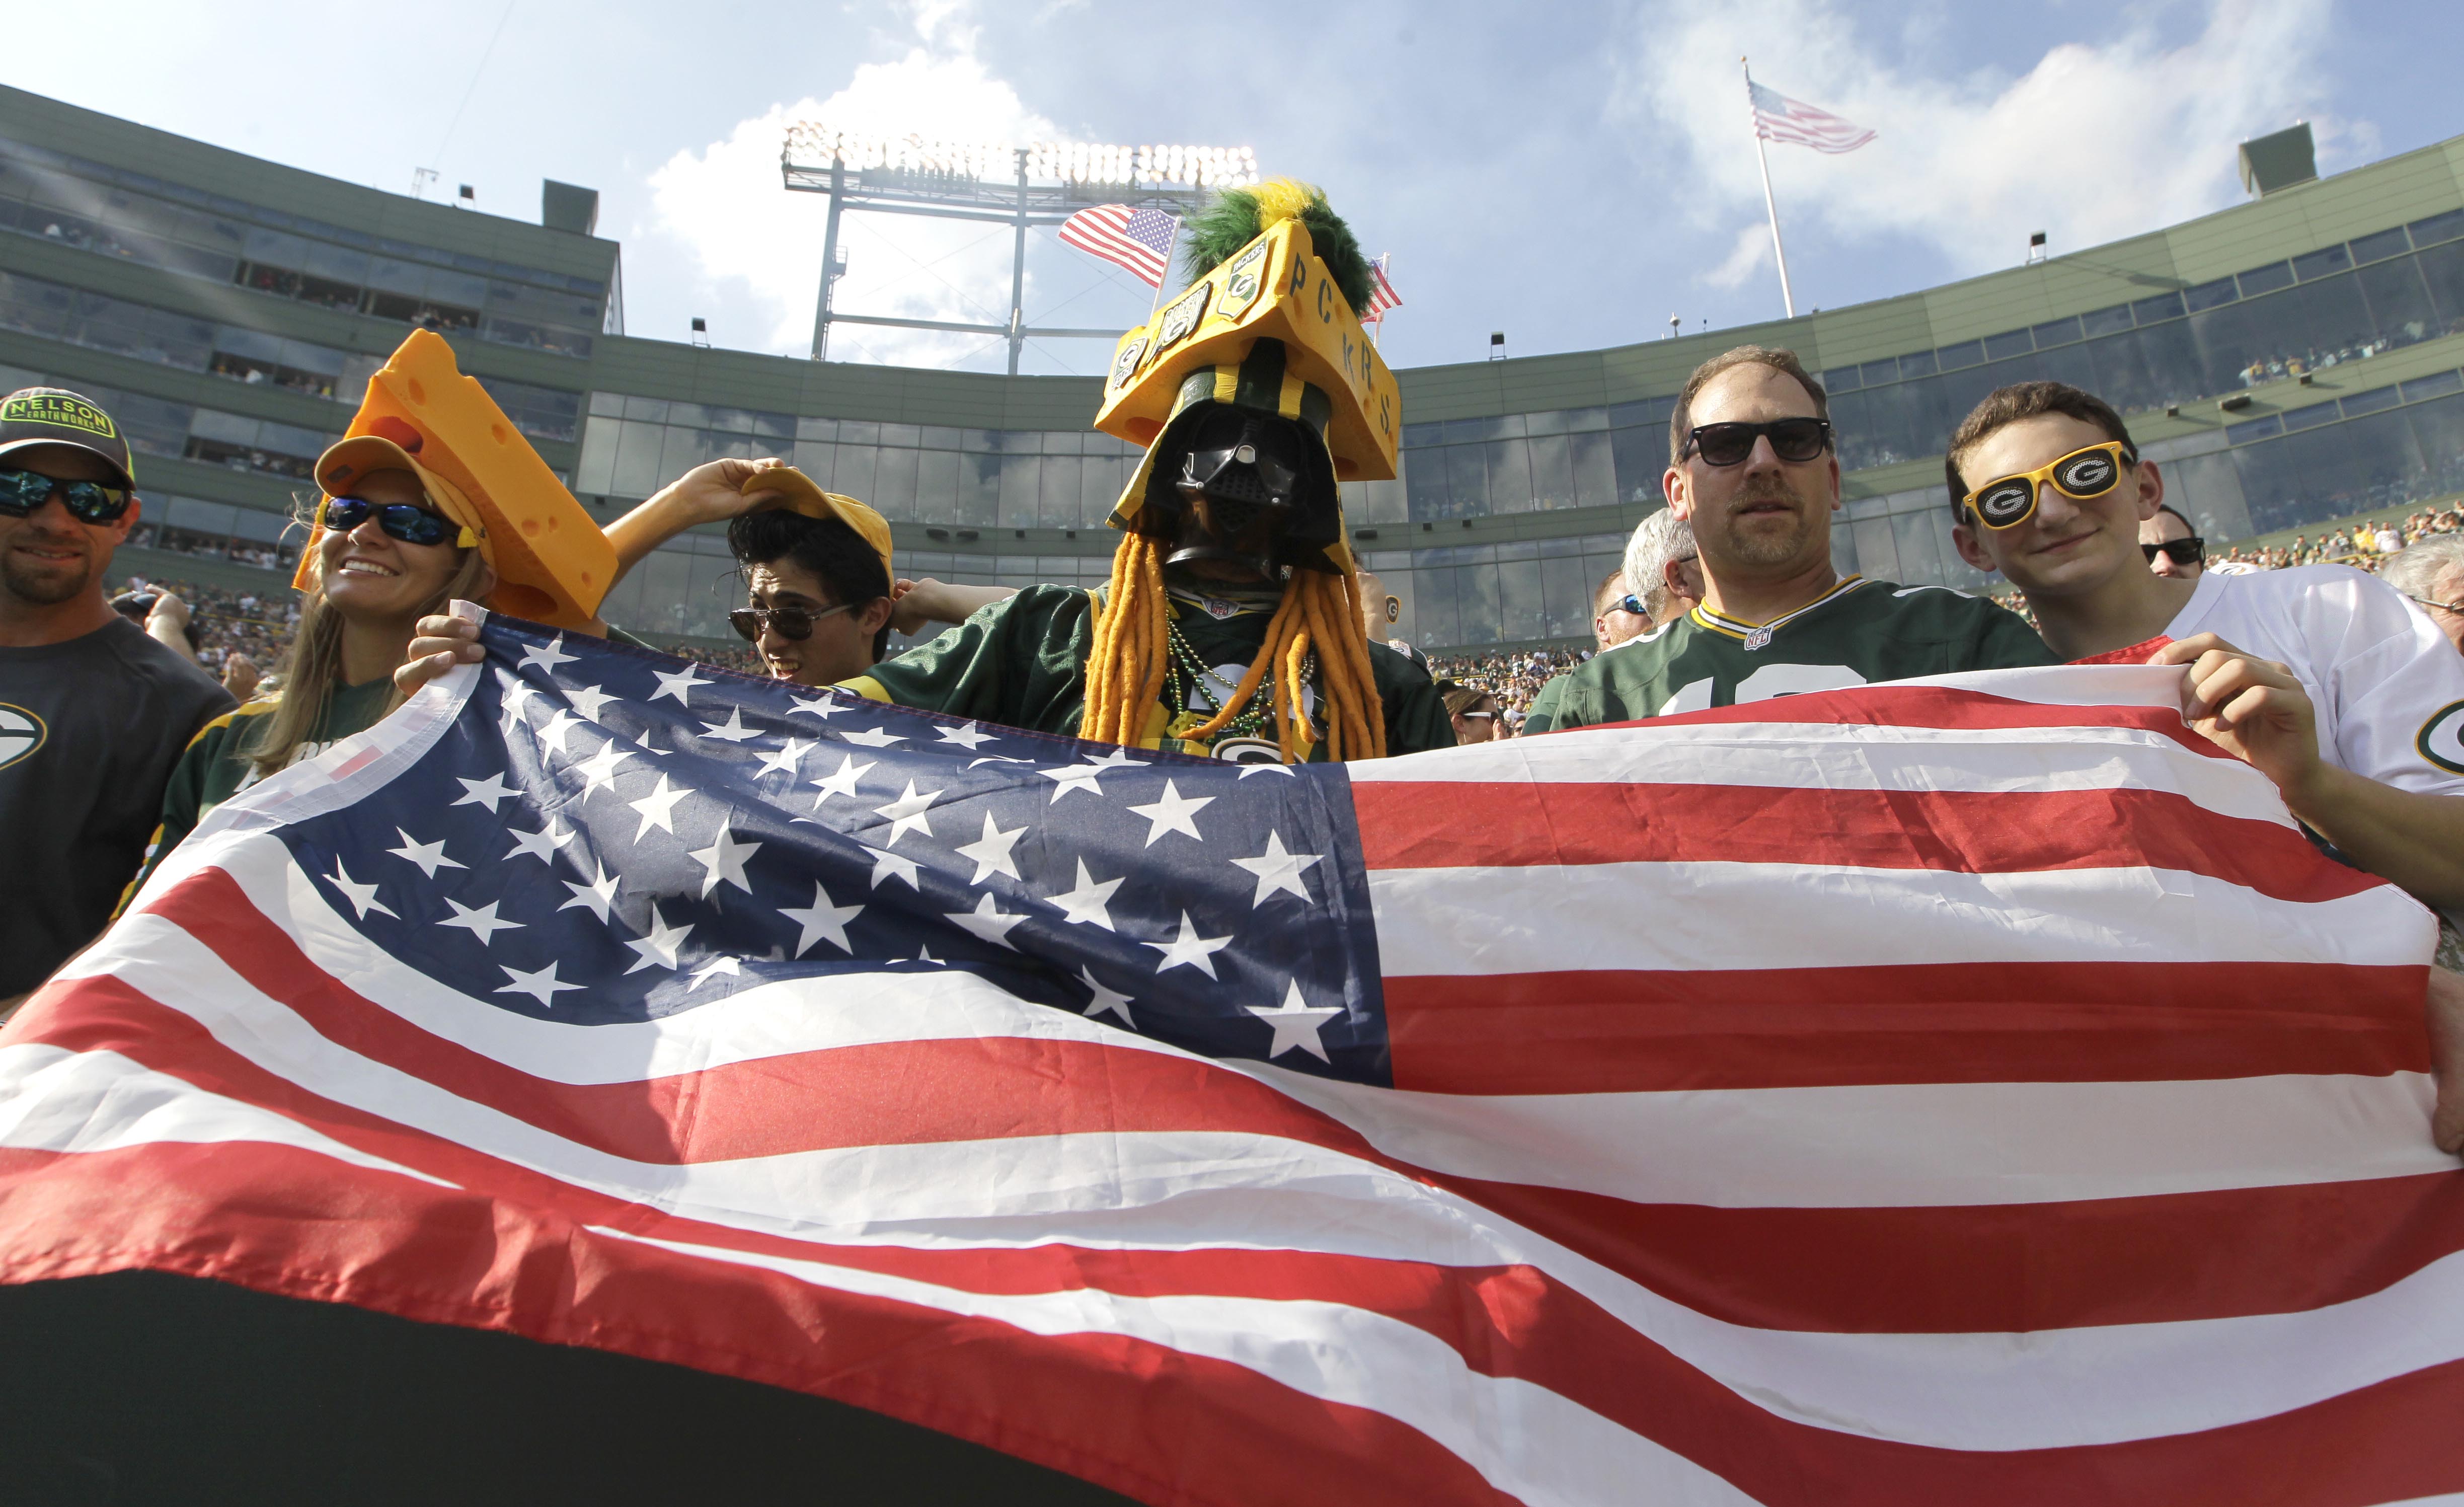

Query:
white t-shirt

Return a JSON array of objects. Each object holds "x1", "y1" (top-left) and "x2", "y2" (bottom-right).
[{"x1": 2163, "y1": 563, "x2": 2464, "y2": 797}]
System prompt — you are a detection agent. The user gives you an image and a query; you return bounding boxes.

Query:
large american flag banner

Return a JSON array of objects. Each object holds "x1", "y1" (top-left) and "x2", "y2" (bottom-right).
[
  {"x1": 1749, "y1": 80, "x2": 1878, "y2": 155},
  {"x1": 1058, "y1": 204, "x2": 1180, "y2": 288},
  {"x1": 3, "y1": 610, "x2": 2459, "y2": 1505}
]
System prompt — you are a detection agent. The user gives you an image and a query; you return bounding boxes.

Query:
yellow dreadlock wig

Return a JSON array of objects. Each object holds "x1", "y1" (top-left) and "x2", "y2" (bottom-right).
[{"x1": 1081, "y1": 181, "x2": 1403, "y2": 764}]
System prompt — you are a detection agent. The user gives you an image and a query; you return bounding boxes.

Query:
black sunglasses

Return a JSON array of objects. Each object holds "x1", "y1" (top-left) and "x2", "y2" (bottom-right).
[
  {"x1": 0, "y1": 466, "x2": 133, "y2": 523},
  {"x1": 1680, "y1": 418, "x2": 1833, "y2": 467},
  {"x1": 2142, "y1": 537, "x2": 2205, "y2": 566},
  {"x1": 730, "y1": 601, "x2": 855, "y2": 642},
  {"x1": 321, "y1": 495, "x2": 459, "y2": 548}
]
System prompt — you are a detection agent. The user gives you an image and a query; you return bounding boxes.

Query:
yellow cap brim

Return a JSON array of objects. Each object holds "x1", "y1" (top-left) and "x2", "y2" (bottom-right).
[{"x1": 744, "y1": 466, "x2": 895, "y2": 586}]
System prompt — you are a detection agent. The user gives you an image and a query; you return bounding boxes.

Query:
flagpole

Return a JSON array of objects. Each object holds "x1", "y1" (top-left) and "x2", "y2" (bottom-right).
[
  {"x1": 1742, "y1": 55, "x2": 1799, "y2": 319},
  {"x1": 1146, "y1": 217, "x2": 1182, "y2": 320}
]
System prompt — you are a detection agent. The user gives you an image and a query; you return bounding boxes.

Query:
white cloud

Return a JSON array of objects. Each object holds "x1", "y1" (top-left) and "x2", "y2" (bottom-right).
[
  {"x1": 644, "y1": 13, "x2": 1063, "y2": 364},
  {"x1": 1614, "y1": 0, "x2": 2346, "y2": 293},
  {"x1": 1700, "y1": 223, "x2": 1771, "y2": 289}
]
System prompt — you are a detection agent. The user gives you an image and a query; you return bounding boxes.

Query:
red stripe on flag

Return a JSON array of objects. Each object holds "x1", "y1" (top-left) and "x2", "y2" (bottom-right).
[
  {"x1": 1354, "y1": 781, "x2": 2371, "y2": 900},
  {"x1": 1383, "y1": 961, "x2": 2430, "y2": 1093}
]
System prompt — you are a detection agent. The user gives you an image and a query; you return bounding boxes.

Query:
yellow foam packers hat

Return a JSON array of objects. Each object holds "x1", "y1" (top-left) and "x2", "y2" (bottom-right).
[
  {"x1": 292, "y1": 330, "x2": 613, "y2": 630},
  {"x1": 741, "y1": 464, "x2": 895, "y2": 584}
]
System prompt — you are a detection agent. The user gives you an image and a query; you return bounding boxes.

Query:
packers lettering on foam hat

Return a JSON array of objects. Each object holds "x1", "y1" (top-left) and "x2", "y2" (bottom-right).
[
  {"x1": 0, "y1": 387, "x2": 137, "y2": 490},
  {"x1": 742, "y1": 465, "x2": 895, "y2": 584}
]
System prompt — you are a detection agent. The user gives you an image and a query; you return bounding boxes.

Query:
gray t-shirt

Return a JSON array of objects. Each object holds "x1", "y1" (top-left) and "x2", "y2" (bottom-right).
[{"x1": 0, "y1": 616, "x2": 235, "y2": 995}]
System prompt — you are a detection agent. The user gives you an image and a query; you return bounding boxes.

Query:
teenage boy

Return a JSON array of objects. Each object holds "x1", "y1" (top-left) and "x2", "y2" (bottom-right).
[
  {"x1": 0, "y1": 388, "x2": 235, "y2": 1007},
  {"x1": 1537, "y1": 346, "x2": 2053, "y2": 731},
  {"x1": 1946, "y1": 380, "x2": 2464, "y2": 1153}
]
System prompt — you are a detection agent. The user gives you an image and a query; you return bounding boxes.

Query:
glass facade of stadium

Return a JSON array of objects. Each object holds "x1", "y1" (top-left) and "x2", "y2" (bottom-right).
[{"x1": 12, "y1": 82, "x2": 2464, "y2": 652}]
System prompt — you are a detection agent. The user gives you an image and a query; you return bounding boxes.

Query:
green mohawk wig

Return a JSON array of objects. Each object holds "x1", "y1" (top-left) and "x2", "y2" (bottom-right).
[{"x1": 1182, "y1": 178, "x2": 1374, "y2": 317}]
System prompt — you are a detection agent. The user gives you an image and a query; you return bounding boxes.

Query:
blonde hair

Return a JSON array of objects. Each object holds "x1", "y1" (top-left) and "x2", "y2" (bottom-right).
[
  {"x1": 1080, "y1": 536, "x2": 1388, "y2": 763},
  {"x1": 244, "y1": 496, "x2": 488, "y2": 777}
]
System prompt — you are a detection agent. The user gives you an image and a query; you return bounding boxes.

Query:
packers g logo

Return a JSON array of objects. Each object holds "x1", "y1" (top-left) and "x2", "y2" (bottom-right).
[
  {"x1": 0, "y1": 703, "x2": 45, "y2": 772},
  {"x1": 2055, "y1": 449, "x2": 2116, "y2": 493},
  {"x1": 2420, "y1": 700, "x2": 2464, "y2": 773}
]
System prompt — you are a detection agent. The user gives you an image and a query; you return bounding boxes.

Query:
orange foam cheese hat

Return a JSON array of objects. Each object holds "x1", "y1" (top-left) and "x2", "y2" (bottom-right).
[{"x1": 292, "y1": 330, "x2": 613, "y2": 629}]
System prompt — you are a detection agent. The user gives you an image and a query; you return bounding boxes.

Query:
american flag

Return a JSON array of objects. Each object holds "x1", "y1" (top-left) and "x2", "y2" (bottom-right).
[
  {"x1": 3, "y1": 615, "x2": 2458, "y2": 1504},
  {"x1": 1749, "y1": 79, "x2": 1877, "y2": 155},
  {"x1": 1057, "y1": 204, "x2": 1180, "y2": 288},
  {"x1": 1362, "y1": 254, "x2": 1403, "y2": 325}
]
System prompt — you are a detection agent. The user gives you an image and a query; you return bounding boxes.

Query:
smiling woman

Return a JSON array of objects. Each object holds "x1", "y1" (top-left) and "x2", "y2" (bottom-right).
[{"x1": 116, "y1": 442, "x2": 492, "y2": 910}]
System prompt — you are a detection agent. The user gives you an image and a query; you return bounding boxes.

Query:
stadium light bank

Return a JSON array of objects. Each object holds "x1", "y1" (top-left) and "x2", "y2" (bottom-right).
[{"x1": 782, "y1": 125, "x2": 1258, "y2": 374}]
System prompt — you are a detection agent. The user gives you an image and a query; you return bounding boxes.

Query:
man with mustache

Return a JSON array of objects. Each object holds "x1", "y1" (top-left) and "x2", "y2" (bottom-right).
[{"x1": 1537, "y1": 347, "x2": 2054, "y2": 731}]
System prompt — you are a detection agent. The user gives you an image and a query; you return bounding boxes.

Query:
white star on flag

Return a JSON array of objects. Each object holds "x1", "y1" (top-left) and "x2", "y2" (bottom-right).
[
  {"x1": 496, "y1": 960, "x2": 584, "y2": 1006},
  {"x1": 1245, "y1": 981, "x2": 1344, "y2": 1062},
  {"x1": 685, "y1": 828, "x2": 762, "y2": 898},
  {"x1": 1077, "y1": 966, "x2": 1135, "y2": 1027},
  {"x1": 945, "y1": 893, "x2": 1028, "y2": 949},
  {"x1": 1039, "y1": 749, "x2": 1135, "y2": 804},
  {"x1": 558, "y1": 861, "x2": 621, "y2": 922},
  {"x1": 1142, "y1": 911, "x2": 1234, "y2": 978},
  {"x1": 627, "y1": 774, "x2": 691, "y2": 839},
  {"x1": 437, "y1": 897, "x2": 524, "y2": 946},
  {"x1": 452, "y1": 773, "x2": 519, "y2": 813},
  {"x1": 687, "y1": 955, "x2": 743, "y2": 990},
  {"x1": 533, "y1": 709, "x2": 581, "y2": 755},
  {"x1": 322, "y1": 859, "x2": 396, "y2": 921},
  {"x1": 873, "y1": 781, "x2": 941, "y2": 845},
  {"x1": 953, "y1": 811, "x2": 1027, "y2": 884},
  {"x1": 862, "y1": 845, "x2": 921, "y2": 891},
  {"x1": 839, "y1": 724, "x2": 907, "y2": 748},
  {"x1": 1127, "y1": 780, "x2": 1213, "y2": 846},
  {"x1": 506, "y1": 822, "x2": 576, "y2": 865},
  {"x1": 699, "y1": 707, "x2": 761, "y2": 743},
  {"x1": 787, "y1": 693, "x2": 842, "y2": 720},
  {"x1": 754, "y1": 738, "x2": 814, "y2": 779},
  {"x1": 497, "y1": 678, "x2": 538, "y2": 736},
  {"x1": 387, "y1": 828, "x2": 466, "y2": 879},
  {"x1": 935, "y1": 722, "x2": 996, "y2": 751},
  {"x1": 572, "y1": 739, "x2": 633, "y2": 797},
  {"x1": 649, "y1": 666, "x2": 711, "y2": 706},
  {"x1": 1048, "y1": 859, "x2": 1122, "y2": 930},
  {"x1": 622, "y1": 906, "x2": 694, "y2": 973},
  {"x1": 779, "y1": 882, "x2": 864, "y2": 957},
  {"x1": 1230, "y1": 832, "x2": 1324, "y2": 907},
  {"x1": 564, "y1": 684, "x2": 616, "y2": 724},
  {"x1": 517, "y1": 635, "x2": 578, "y2": 673},
  {"x1": 809, "y1": 753, "x2": 873, "y2": 806}
]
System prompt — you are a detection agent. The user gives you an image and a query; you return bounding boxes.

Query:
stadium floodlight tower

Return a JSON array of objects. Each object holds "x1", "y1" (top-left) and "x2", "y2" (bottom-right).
[{"x1": 782, "y1": 125, "x2": 1257, "y2": 374}]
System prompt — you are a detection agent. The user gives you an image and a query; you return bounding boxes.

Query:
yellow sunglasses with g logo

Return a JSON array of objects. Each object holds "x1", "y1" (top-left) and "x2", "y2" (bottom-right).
[{"x1": 1962, "y1": 440, "x2": 2137, "y2": 530}]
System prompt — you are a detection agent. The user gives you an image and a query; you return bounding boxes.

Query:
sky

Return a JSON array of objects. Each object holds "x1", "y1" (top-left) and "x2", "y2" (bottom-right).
[{"x1": 6, "y1": 0, "x2": 2461, "y2": 379}]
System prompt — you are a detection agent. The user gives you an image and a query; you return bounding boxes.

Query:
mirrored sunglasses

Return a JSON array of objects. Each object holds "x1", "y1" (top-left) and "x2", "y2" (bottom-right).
[
  {"x1": 320, "y1": 495, "x2": 466, "y2": 548},
  {"x1": 1963, "y1": 441, "x2": 2134, "y2": 531},
  {"x1": 0, "y1": 466, "x2": 132, "y2": 523}
]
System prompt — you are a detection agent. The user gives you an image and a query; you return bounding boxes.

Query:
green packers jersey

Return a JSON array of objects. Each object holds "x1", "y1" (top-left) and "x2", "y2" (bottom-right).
[
  {"x1": 842, "y1": 582, "x2": 1454, "y2": 763},
  {"x1": 1542, "y1": 575, "x2": 2056, "y2": 731},
  {"x1": 1519, "y1": 671, "x2": 1574, "y2": 735}
]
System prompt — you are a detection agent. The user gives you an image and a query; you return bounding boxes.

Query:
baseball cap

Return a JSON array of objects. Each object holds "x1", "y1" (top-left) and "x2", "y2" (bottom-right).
[
  {"x1": 746, "y1": 465, "x2": 894, "y2": 583},
  {"x1": 0, "y1": 388, "x2": 137, "y2": 489}
]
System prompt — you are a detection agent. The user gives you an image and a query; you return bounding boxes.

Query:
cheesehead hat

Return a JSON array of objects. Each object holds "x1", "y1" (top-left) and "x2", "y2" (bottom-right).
[
  {"x1": 1094, "y1": 180, "x2": 1401, "y2": 575},
  {"x1": 292, "y1": 330, "x2": 613, "y2": 630}
]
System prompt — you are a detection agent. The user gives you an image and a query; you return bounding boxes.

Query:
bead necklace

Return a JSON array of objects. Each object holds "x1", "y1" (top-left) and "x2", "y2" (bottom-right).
[{"x1": 1163, "y1": 618, "x2": 1316, "y2": 740}]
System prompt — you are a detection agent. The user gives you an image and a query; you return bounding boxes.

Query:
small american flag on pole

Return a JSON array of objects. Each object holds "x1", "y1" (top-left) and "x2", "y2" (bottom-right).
[
  {"x1": 1361, "y1": 255, "x2": 1403, "y2": 325},
  {"x1": 1749, "y1": 80, "x2": 1877, "y2": 154},
  {"x1": 1057, "y1": 204, "x2": 1180, "y2": 288}
]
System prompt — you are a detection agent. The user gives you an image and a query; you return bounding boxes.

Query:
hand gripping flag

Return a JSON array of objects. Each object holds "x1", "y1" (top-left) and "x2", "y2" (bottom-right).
[
  {"x1": 1058, "y1": 204, "x2": 1181, "y2": 288},
  {"x1": 1749, "y1": 80, "x2": 1877, "y2": 154},
  {"x1": 2, "y1": 609, "x2": 2460, "y2": 1505}
]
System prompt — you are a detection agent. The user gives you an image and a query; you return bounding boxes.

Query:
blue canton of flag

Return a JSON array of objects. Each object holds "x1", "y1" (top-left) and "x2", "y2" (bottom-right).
[{"x1": 271, "y1": 613, "x2": 1391, "y2": 1082}]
